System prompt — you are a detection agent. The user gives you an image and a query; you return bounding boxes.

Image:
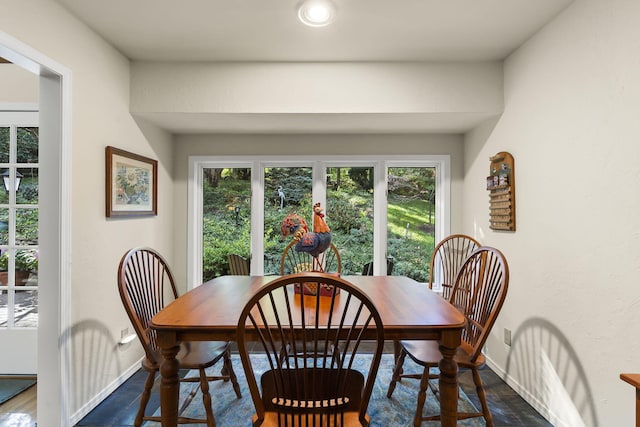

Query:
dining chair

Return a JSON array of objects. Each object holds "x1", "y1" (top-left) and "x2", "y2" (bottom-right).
[
  {"x1": 236, "y1": 272, "x2": 384, "y2": 427},
  {"x1": 280, "y1": 242, "x2": 342, "y2": 360},
  {"x1": 390, "y1": 234, "x2": 479, "y2": 368},
  {"x1": 280, "y1": 241, "x2": 341, "y2": 275},
  {"x1": 387, "y1": 246, "x2": 509, "y2": 427},
  {"x1": 228, "y1": 253, "x2": 250, "y2": 275},
  {"x1": 429, "y1": 234, "x2": 480, "y2": 300},
  {"x1": 361, "y1": 259, "x2": 394, "y2": 276},
  {"x1": 118, "y1": 247, "x2": 242, "y2": 427}
]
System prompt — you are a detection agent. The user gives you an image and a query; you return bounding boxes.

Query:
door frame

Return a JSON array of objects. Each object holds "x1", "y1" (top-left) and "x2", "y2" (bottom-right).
[{"x1": 0, "y1": 31, "x2": 72, "y2": 426}]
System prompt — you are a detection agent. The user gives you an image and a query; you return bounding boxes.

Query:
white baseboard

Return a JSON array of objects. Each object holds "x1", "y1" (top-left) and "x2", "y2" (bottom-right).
[
  {"x1": 70, "y1": 358, "x2": 143, "y2": 425},
  {"x1": 485, "y1": 355, "x2": 569, "y2": 427}
]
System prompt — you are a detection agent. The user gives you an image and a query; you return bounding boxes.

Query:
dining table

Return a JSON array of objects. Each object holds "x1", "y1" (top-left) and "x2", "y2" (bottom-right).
[{"x1": 151, "y1": 274, "x2": 466, "y2": 427}]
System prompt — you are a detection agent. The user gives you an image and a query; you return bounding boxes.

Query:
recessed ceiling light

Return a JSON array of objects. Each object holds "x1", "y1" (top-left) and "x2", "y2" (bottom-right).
[{"x1": 298, "y1": 0, "x2": 335, "y2": 27}]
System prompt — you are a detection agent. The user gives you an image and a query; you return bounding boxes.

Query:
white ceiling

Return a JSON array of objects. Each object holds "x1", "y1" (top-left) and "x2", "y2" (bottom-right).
[{"x1": 52, "y1": 0, "x2": 574, "y2": 133}]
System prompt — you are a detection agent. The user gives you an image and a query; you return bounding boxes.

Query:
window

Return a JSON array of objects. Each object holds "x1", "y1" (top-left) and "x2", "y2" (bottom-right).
[
  {"x1": 387, "y1": 167, "x2": 436, "y2": 283},
  {"x1": 326, "y1": 165, "x2": 374, "y2": 275},
  {"x1": 264, "y1": 166, "x2": 312, "y2": 275},
  {"x1": 201, "y1": 167, "x2": 251, "y2": 281},
  {"x1": 188, "y1": 156, "x2": 449, "y2": 288}
]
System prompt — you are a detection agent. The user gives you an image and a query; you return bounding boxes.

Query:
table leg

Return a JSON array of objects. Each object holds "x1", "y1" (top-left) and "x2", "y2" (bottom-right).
[
  {"x1": 636, "y1": 388, "x2": 640, "y2": 427},
  {"x1": 392, "y1": 339, "x2": 401, "y2": 364},
  {"x1": 159, "y1": 344, "x2": 180, "y2": 426},
  {"x1": 438, "y1": 342, "x2": 459, "y2": 427}
]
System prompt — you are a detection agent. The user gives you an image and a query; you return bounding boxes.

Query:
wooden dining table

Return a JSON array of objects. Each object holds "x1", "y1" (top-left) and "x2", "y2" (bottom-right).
[{"x1": 151, "y1": 275, "x2": 466, "y2": 427}]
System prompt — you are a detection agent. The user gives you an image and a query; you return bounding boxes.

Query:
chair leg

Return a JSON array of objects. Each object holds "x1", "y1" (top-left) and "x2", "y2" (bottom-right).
[
  {"x1": 134, "y1": 369, "x2": 156, "y2": 427},
  {"x1": 386, "y1": 346, "x2": 407, "y2": 398},
  {"x1": 413, "y1": 366, "x2": 431, "y2": 427},
  {"x1": 223, "y1": 348, "x2": 242, "y2": 399},
  {"x1": 198, "y1": 367, "x2": 216, "y2": 427},
  {"x1": 472, "y1": 367, "x2": 494, "y2": 427}
]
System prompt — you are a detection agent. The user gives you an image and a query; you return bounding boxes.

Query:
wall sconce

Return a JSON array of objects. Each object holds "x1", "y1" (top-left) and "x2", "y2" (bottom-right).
[{"x1": 1, "y1": 169, "x2": 22, "y2": 192}]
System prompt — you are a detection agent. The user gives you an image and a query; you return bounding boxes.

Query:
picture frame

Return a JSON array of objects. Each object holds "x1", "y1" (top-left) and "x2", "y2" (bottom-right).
[{"x1": 105, "y1": 146, "x2": 158, "y2": 217}]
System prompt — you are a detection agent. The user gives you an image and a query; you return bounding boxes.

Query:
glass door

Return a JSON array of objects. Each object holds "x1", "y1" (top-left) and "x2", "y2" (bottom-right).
[
  {"x1": 0, "y1": 112, "x2": 39, "y2": 374},
  {"x1": 386, "y1": 166, "x2": 436, "y2": 282},
  {"x1": 263, "y1": 167, "x2": 312, "y2": 275},
  {"x1": 201, "y1": 167, "x2": 251, "y2": 282},
  {"x1": 325, "y1": 166, "x2": 374, "y2": 275}
]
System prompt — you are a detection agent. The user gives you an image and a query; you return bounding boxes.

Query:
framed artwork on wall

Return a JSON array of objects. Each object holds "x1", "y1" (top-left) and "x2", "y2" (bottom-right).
[{"x1": 105, "y1": 146, "x2": 158, "y2": 217}]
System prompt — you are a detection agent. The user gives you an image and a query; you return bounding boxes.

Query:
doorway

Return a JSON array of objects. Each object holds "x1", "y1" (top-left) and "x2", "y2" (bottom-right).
[{"x1": 0, "y1": 33, "x2": 72, "y2": 426}]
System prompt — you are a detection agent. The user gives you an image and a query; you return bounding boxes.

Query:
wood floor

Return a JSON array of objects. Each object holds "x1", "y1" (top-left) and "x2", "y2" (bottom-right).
[
  {"x1": 0, "y1": 360, "x2": 553, "y2": 426},
  {"x1": 0, "y1": 382, "x2": 37, "y2": 427}
]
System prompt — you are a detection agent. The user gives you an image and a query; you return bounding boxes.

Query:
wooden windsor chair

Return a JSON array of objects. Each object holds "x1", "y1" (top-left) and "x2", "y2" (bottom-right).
[
  {"x1": 429, "y1": 234, "x2": 480, "y2": 300},
  {"x1": 280, "y1": 241, "x2": 341, "y2": 276},
  {"x1": 118, "y1": 247, "x2": 242, "y2": 426},
  {"x1": 387, "y1": 246, "x2": 509, "y2": 427},
  {"x1": 228, "y1": 253, "x2": 250, "y2": 275},
  {"x1": 236, "y1": 272, "x2": 384, "y2": 427}
]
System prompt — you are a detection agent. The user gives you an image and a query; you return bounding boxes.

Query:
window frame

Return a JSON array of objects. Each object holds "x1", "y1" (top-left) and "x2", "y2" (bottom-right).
[{"x1": 188, "y1": 155, "x2": 450, "y2": 289}]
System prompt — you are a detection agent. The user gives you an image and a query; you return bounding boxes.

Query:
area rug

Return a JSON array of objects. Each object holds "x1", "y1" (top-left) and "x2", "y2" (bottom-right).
[
  {"x1": 0, "y1": 378, "x2": 36, "y2": 405},
  {"x1": 153, "y1": 354, "x2": 484, "y2": 426}
]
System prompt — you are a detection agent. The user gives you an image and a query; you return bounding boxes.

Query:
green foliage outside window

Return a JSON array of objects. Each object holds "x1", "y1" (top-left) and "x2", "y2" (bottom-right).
[{"x1": 202, "y1": 167, "x2": 435, "y2": 282}]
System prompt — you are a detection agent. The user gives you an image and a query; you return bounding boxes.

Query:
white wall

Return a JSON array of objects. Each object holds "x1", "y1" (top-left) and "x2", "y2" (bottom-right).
[
  {"x1": 1, "y1": 0, "x2": 175, "y2": 421},
  {"x1": 463, "y1": 0, "x2": 640, "y2": 425},
  {"x1": 0, "y1": 63, "x2": 37, "y2": 103},
  {"x1": 131, "y1": 62, "x2": 503, "y2": 114}
]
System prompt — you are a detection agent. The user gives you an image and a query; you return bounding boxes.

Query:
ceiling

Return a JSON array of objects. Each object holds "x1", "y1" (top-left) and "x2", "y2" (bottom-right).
[{"x1": 52, "y1": 0, "x2": 574, "y2": 133}]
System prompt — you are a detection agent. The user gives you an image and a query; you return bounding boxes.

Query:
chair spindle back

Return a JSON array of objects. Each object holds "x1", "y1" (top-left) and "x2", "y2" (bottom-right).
[
  {"x1": 118, "y1": 247, "x2": 178, "y2": 361},
  {"x1": 449, "y1": 246, "x2": 509, "y2": 362},
  {"x1": 236, "y1": 272, "x2": 384, "y2": 426},
  {"x1": 429, "y1": 234, "x2": 481, "y2": 300}
]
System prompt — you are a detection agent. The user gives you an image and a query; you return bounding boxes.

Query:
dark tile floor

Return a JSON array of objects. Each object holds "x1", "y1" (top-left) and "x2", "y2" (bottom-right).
[
  {"x1": 457, "y1": 369, "x2": 552, "y2": 427},
  {"x1": 76, "y1": 348, "x2": 552, "y2": 427}
]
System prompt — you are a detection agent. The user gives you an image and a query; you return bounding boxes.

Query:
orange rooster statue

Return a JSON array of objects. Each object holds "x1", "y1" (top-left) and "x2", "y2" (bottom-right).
[{"x1": 280, "y1": 202, "x2": 332, "y2": 258}]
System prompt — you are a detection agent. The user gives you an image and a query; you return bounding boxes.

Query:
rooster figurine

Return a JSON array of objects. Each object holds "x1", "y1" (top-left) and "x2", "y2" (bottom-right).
[{"x1": 280, "y1": 202, "x2": 332, "y2": 258}]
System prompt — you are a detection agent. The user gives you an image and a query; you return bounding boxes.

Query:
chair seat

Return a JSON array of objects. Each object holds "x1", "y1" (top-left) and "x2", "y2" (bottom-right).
[
  {"x1": 255, "y1": 411, "x2": 368, "y2": 426},
  {"x1": 148, "y1": 340, "x2": 231, "y2": 370},
  {"x1": 399, "y1": 339, "x2": 485, "y2": 370}
]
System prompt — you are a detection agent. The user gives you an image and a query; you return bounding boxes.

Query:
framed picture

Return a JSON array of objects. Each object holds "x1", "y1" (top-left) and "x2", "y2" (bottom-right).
[{"x1": 105, "y1": 146, "x2": 158, "y2": 217}]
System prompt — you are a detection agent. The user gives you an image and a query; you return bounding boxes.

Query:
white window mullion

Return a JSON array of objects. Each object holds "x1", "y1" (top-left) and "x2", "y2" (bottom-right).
[
  {"x1": 312, "y1": 160, "x2": 326, "y2": 219},
  {"x1": 435, "y1": 155, "x2": 451, "y2": 243},
  {"x1": 373, "y1": 160, "x2": 387, "y2": 276},
  {"x1": 251, "y1": 161, "x2": 264, "y2": 275},
  {"x1": 187, "y1": 157, "x2": 204, "y2": 289}
]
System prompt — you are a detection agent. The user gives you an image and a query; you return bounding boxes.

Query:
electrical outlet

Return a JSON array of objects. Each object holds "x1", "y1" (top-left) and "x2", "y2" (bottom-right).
[
  {"x1": 121, "y1": 327, "x2": 129, "y2": 339},
  {"x1": 503, "y1": 328, "x2": 512, "y2": 346}
]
